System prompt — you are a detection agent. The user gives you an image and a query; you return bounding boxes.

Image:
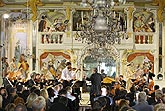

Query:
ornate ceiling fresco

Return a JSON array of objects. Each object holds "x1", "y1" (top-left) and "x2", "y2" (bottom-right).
[
  {"x1": 0, "y1": 0, "x2": 164, "y2": 22},
  {"x1": 0, "y1": 0, "x2": 153, "y2": 4}
]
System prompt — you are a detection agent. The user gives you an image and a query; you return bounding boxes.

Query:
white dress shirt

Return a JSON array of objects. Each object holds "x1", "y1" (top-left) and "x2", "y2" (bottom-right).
[{"x1": 61, "y1": 67, "x2": 74, "y2": 81}]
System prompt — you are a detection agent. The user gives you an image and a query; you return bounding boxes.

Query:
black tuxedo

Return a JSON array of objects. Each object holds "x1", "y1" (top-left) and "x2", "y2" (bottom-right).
[
  {"x1": 143, "y1": 72, "x2": 155, "y2": 82},
  {"x1": 51, "y1": 96, "x2": 76, "y2": 111},
  {"x1": 25, "y1": 79, "x2": 36, "y2": 87},
  {"x1": 119, "y1": 80, "x2": 126, "y2": 88},
  {"x1": 88, "y1": 73, "x2": 102, "y2": 96},
  {"x1": 87, "y1": 72, "x2": 102, "y2": 105}
]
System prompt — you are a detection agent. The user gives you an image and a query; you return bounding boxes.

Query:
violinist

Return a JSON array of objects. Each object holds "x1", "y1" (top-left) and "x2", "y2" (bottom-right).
[
  {"x1": 40, "y1": 74, "x2": 48, "y2": 89},
  {"x1": 61, "y1": 62, "x2": 75, "y2": 88},
  {"x1": 34, "y1": 73, "x2": 41, "y2": 86},
  {"x1": 25, "y1": 72, "x2": 36, "y2": 87},
  {"x1": 143, "y1": 68, "x2": 155, "y2": 83},
  {"x1": 119, "y1": 75, "x2": 126, "y2": 88},
  {"x1": 131, "y1": 76, "x2": 141, "y2": 91}
]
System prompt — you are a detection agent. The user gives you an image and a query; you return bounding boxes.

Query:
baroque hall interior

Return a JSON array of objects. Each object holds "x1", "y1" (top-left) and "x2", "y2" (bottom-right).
[
  {"x1": 0, "y1": 0, "x2": 165, "y2": 86},
  {"x1": 0, "y1": 0, "x2": 165, "y2": 109}
]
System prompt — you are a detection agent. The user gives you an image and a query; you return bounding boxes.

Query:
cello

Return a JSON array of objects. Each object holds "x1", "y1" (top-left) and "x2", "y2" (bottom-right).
[{"x1": 148, "y1": 78, "x2": 154, "y2": 94}]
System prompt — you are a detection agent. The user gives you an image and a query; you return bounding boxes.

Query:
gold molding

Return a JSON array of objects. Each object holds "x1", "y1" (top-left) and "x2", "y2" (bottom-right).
[
  {"x1": 152, "y1": 0, "x2": 165, "y2": 22},
  {"x1": 26, "y1": 0, "x2": 43, "y2": 22},
  {"x1": 0, "y1": 0, "x2": 5, "y2": 7},
  {"x1": 128, "y1": 7, "x2": 134, "y2": 21}
]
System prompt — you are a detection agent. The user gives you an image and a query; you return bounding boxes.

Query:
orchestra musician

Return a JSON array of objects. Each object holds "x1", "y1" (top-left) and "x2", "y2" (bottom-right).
[
  {"x1": 25, "y1": 72, "x2": 36, "y2": 88},
  {"x1": 119, "y1": 75, "x2": 126, "y2": 88},
  {"x1": 143, "y1": 68, "x2": 155, "y2": 83},
  {"x1": 34, "y1": 73, "x2": 41, "y2": 86},
  {"x1": 60, "y1": 62, "x2": 75, "y2": 88}
]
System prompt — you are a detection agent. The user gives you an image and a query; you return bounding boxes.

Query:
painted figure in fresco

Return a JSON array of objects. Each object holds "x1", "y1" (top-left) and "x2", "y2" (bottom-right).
[
  {"x1": 41, "y1": 62, "x2": 48, "y2": 75},
  {"x1": 134, "y1": 64, "x2": 144, "y2": 78},
  {"x1": 1, "y1": 57, "x2": 9, "y2": 78},
  {"x1": 119, "y1": 15, "x2": 126, "y2": 31},
  {"x1": 14, "y1": 40, "x2": 21, "y2": 65},
  {"x1": 41, "y1": 62, "x2": 54, "y2": 80},
  {"x1": 134, "y1": 16, "x2": 145, "y2": 32},
  {"x1": 54, "y1": 19, "x2": 69, "y2": 43},
  {"x1": 8, "y1": 57, "x2": 19, "y2": 80},
  {"x1": 125, "y1": 62, "x2": 136, "y2": 78},
  {"x1": 18, "y1": 54, "x2": 29, "y2": 80},
  {"x1": 54, "y1": 19, "x2": 69, "y2": 32},
  {"x1": 56, "y1": 59, "x2": 66, "y2": 76},
  {"x1": 147, "y1": 17, "x2": 155, "y2": 32},
  {"x1": 9, "y1": 57, "x2": 17, "y2": 72},
  {"x1": 48, "y1": 60, "x2": 56, "y2": 77},
  {"x1": 38, "y1": 15, "x2": 47, "y2": 32},
  {"x1": 125, "y1": 62, "x2": 136, "y2": 90}
]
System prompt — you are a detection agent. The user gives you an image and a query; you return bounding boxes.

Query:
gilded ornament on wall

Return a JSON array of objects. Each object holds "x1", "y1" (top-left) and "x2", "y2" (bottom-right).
[
  {"x1": 0, "y1": 0, "x2": 5, "y2": 7},
  {"x1": 152, "y1": 0, "x2": 165, "y2": 22},
  {"x1": 26, "y1": 0, "x2": 43, "y2": 22}
]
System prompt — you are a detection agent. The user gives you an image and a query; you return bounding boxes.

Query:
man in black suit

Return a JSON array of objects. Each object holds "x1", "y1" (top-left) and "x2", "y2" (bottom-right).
[
  {"x1": 50, "y1": 88, "x2": 76, "y2": 111},
  {"x1": 132, "y1": 91, "x2": 154, "y2": 111},
  {"x1": 87, "y1": 67, "x2": 103, "y2": 105},
  {"x1": 119, "y1": 75, "x2": 126, "y2": 88},
  {"x1": 143, "y1": 68, "x2": 155, "y2": 83},
  {"x1": 25, "y1": 72, "x2": 36, "y2": 88}
]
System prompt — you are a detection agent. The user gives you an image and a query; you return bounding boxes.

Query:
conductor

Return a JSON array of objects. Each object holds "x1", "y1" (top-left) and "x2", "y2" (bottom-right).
[{"x1": 87, "y1": 67, "x2": 102, "y2": 105}]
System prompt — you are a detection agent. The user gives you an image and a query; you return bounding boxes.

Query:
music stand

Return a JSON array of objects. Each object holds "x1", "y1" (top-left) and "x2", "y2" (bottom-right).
[
  {"x1": 72, "y1": 80, "x2": 84, "y2": 88},
  {"x1": 72, "y1": 81, "x2": 85, "y2": 104}
]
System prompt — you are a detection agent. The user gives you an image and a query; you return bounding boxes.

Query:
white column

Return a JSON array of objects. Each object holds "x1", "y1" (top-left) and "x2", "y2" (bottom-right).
[
  {"x1": 118, "y1": 50, "x2": 123, "y2": 77},
  {"x1": 162, "y1": 23, "x2": 165, "y2": 79},
  {"x1": 36, "y1": 20, "x2": 39, "y2": 72},
  {"x1": 28, "y1": 20, "x2": 33, "y2": 75}
]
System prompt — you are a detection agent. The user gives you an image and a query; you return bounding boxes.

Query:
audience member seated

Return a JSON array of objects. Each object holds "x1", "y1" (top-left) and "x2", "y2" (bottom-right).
[
  {"x1": 152, "y1": 89, "x2": 163, "y2": 106},
  {"x1": 162, "y1": 87, "x2": 165, "y2": 94},
  {"x1": 14, "y1": 97, "x2": 25, "y2": 106},
  {"x1": 47, "y1": 87, "x2": 55, "y2": 109},
  {"x1": 115, "y1": 99, "x2": 130, "y2": 111},
  {"x1": 126, "y1": 86, "x2": 136, "y2": 107},
  {"x1": 91, "y1": 98, "x2": 107, "y2": 111},
  {"x1": 154, "y1": 103, "x2": 165, "y2": 111},
  {"x1": 7, "y1": 87, "x2": 18, "y2": 103},
  {"x1": 32, "y1": 96, "x2": 46, "y2": 111},
  {"x1": 0, "y1": 95, "x2": 4, "y2": 111},
  {"x1": 14, "y1": 103, "x2": 27, "y2": 111},
  {"x1": 5, "y1": 103, "x2": 16, "y2": 111},
  {"x1": 26, "y1": 93, "x2": 38, "y2": 111},
  {"x1": 40, "y1": 89, "x2": 49, "y2": 110},
  {"x1": 132, "y1": 91, "x2": 154, "y2": 111},
  {"x1": 94, "y1": 85, "x2": 114, "y2": 111},
  {"x1": 50, "y1": 88, "x2": 76, "y2": 111}
]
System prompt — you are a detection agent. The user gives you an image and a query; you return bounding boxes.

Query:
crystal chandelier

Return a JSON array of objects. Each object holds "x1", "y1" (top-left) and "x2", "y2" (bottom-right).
[
  {"x1": 79, "y1": 0, "x2": 127, "y2": 47},
  {"x1": 81, "y1": 44, "x2": 119, "y2": 66}
]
